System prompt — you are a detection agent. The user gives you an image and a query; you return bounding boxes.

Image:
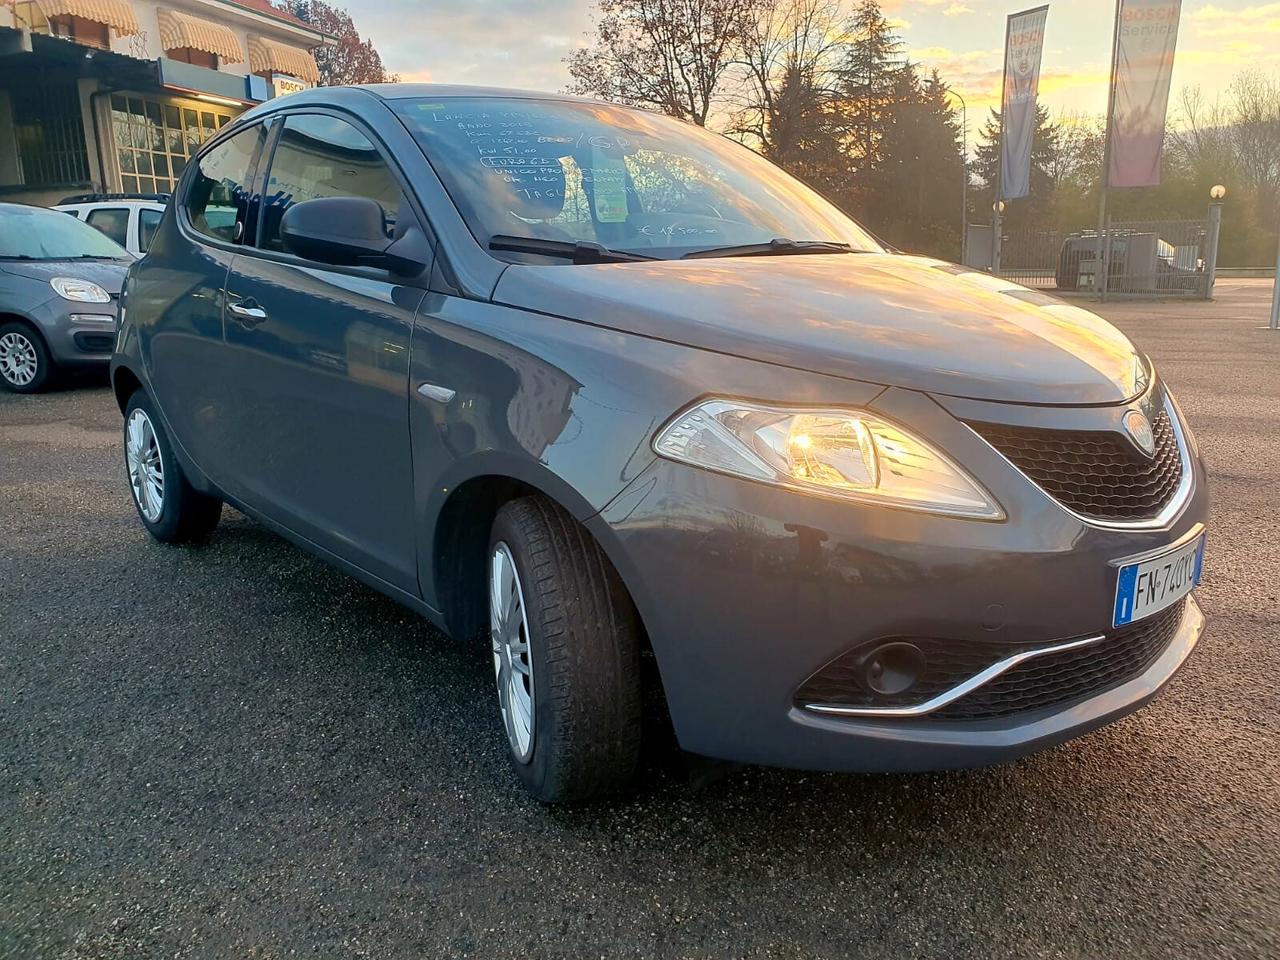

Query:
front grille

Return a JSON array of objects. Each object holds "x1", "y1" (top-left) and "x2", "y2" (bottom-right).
[
  {"x1": 968, "y1": 406, "x2": 1183, "y2": 522},
  {"x1": 930, "y1": 600, "x2": 1186, "y2": 720},
  {"x1": 796, "y1": 600, "x2": 1187, "y2": 720}
]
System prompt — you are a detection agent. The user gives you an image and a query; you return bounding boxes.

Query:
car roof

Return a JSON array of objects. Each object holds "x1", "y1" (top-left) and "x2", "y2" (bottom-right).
[
  {"x1": 234, "y1": 82, "x2": 643, "y2": 127},
  {"x1": 353, "y1": 83, "x2": 609, "y2": 104},
  {"x1": 55, "y1": 199, "x2": 166, "y2": 208},
  {"x1": 58, "y1": 192, "x2": 171, "y2": 204}
]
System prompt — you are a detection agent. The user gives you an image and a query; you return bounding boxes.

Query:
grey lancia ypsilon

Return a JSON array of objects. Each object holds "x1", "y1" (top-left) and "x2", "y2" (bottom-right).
[{"x1": 112, "y1": 85, "x2": 1208, "y2": 802}]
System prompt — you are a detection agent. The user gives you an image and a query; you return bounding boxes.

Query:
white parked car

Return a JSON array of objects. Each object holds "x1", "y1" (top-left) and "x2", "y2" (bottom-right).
[{"x1": 54, "y1": 193, "x2": 169, "y2": 256}]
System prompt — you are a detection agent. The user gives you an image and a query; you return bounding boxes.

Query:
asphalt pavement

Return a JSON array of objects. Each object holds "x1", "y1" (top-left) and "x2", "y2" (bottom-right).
[{"x1": 2, "y1": 280, "x2": 1278, "y2": 959}]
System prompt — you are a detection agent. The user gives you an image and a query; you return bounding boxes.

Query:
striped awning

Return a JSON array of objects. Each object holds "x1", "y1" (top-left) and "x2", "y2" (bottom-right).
[
  {"x1": 247, "y1": 34, "x2": 319, "y2": 84},
  {"x1": 35, "y1": 0, "x2": 140, "y2": 35},
  {"x1": 157, "y1": 7, "x2": 243, "y2": 62}
]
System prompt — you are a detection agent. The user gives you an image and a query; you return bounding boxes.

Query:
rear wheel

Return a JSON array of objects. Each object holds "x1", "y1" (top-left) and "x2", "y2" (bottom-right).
[
  {"x1": 489, "y1": 496, "x2": 642, "y2": 803},
  {"x1": 123, "y1": 390, "x2": 222, "y2": 543},
  {"x1": 0, "y1": 323, "x2": 53, "y2": 393}
]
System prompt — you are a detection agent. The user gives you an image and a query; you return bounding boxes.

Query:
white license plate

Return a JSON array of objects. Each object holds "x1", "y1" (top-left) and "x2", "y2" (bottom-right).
[{"x1": 1113, "y1": 535, "x2": 1204, "y2": 627}]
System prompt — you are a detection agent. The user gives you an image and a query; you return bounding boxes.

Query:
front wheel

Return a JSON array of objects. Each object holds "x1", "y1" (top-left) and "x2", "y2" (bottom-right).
[
  {"x1": 0, "y1": 323, "x2": 53, "y2": 393},
  {"x1": 489, "y1": 496, "x2": 642, "y2": 803},
  {"x1": 123, "y1": 390, "x2": 222, "y2": 543}
]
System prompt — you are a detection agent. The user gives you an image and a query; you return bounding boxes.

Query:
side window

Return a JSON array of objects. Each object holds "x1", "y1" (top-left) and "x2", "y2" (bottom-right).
[
  {"x1": 258, "y1": 113, "x2": 403, "y2": 254},
  {"x1": 85, "y1": 208, "x2": 129, "y2": 247},
  {"x1": 183, "y1": 125, "x2": 264, "y2": 244},
  {"x1": 138, "y1": 208, "x2": 163, "y2": 249}
]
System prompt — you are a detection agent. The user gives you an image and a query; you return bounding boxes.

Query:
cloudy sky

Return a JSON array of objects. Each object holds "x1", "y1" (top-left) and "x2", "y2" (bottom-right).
[{"x1": 356, "y1": 0, "x2": 1280, "y2": 126}]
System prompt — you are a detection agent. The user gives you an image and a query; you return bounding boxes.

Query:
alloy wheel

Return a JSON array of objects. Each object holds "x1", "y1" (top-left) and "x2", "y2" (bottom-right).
[
  {"x1": 0, "y1": 331, "x2": 38, "y2": 387},
  {"x1": 490, "y1": 541, "x2": 536, "y2": 762},
  {"x1": 125, "y1": 409, "x2": 165, "y2": 523}
]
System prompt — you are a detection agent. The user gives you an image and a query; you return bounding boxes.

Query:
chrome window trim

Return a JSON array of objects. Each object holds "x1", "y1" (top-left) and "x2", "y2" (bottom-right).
[
  {"x1": 802, "y1": 632, "x2": 1107, "y2": 719},
  {"x1": 966, "y1": 391, "x2": 1195, "y2": 531}
]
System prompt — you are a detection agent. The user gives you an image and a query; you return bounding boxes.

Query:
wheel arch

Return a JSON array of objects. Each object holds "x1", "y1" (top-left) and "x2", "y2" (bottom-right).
[
  {"x1": 111, "y1": 362, "x2": 144, "y2": 414},
  {"x1": 427, "y1": 460, "x2": 641, "y2": 646},
  {"x1": 0, "y1": 312, "x2": 48, "y2": 344}
]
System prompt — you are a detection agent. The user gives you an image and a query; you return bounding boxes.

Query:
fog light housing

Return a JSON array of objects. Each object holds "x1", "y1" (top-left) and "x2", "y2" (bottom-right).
[{"x1": 861, "y1": 642, "x2": 925, "y2": 696}]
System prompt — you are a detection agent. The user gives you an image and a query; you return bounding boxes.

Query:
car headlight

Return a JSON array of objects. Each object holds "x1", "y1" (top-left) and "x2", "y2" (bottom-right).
[
  {"x1": 653, "y1": 399, "x2": 1003, "y2": 519},
  {"x1": 50, "y1": 277, "x2": 111, "y2": 303}
]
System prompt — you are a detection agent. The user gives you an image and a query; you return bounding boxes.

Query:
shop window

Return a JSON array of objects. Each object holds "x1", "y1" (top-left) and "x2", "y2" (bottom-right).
[
  {"x1": 111, "y1": 94, "x2": 234, "y2": 195},
  {"x1": 168, "y1": 48, "x2": 219, "y2": 69},
  {"x1": 10, "y1": 81, "x2": 90, "y2": 187},
  {"x1": 48, "y1": 15, "x2": 111, "y2": 50}
]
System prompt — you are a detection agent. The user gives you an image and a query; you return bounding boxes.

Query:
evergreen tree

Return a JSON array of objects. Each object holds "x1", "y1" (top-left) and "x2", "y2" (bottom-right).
[
  {"x1": 868, "y1": 66, "x2": 964, "y2": 258},
  {"x1": 761, "y1": 62, "x2": 848, "y2": 198},
  {"x1": 837, "y1": 0, "x2": 904, "y2": 209},
  {"x1": 971, "y1": 104, "x2": 1057, "y2": 229}
]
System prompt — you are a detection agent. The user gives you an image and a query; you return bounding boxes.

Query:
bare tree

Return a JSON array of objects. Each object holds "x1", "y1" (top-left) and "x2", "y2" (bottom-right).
[
  {"x1": 1172, "y1": 73, "x2": 1280, "y2": 225},
  {"x1": 565, "y1": 0, "x2": 760, "y2": 126},
  {"x1": 1223, "y1": 70, "x2": 1280, "y2": 224},
  {"x1": 726, "y1": 0, "x2": 845, "y2": 152}
]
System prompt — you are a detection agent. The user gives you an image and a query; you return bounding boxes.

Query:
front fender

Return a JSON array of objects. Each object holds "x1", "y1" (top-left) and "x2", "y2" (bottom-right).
[{"x1": 407, "y1": 296, "x2": 888, "y2": 615}]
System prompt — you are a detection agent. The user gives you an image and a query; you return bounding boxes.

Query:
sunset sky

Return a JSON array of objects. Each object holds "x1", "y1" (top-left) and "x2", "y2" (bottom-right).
[{"x1": 360, "y1": 0, "x2": 1280, "y2": 131}]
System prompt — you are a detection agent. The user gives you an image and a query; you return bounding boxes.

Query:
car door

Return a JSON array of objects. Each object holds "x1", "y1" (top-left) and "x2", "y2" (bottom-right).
[
  {"x1": 136, "y1": 122, "x2": 268, "y2": 475},
  {"x1": 219, "y1": 111, "x2": 429, "y2": 594}
]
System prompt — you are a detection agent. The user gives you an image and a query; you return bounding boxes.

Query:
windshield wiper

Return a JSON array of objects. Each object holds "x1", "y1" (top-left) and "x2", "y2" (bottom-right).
[
  {"x1": 489, "y1": 235, "x2": 656, "y2": 264},
  {"x1": 681, "y1": 238, "x2": 858, "y2": 259}
]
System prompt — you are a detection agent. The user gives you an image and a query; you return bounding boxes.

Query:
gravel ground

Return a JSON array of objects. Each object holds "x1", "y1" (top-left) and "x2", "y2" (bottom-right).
[{"x1": 2, "y1": 280, "x2": 1278, "y2": 959}]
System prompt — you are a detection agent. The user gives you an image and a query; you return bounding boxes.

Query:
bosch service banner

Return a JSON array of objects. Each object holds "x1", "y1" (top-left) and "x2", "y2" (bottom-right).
[
  {"x1": 1109, "y1": 0, "x2": 1182, "y2": 187},
  {"x1": 1000, "y1": 5, "x2": 1049, "y2": 200}
]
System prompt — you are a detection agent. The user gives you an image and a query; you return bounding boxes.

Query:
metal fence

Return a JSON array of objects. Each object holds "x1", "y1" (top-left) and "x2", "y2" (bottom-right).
[{"x1": 982, "y1": 217, "x2": 1214, "y2": 299}]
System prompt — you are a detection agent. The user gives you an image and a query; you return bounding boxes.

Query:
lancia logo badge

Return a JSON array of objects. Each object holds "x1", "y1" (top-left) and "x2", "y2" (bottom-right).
[{"x1": 1124, "y1": 410, "x2": 1156, "y2": 457}]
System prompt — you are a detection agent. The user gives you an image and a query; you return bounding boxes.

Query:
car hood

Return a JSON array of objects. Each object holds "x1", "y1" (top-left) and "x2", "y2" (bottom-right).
[
  {"x1": 493, "y1": 254, "x2": 1145, "y2": 405},
  {"x1": 0, "y1": 258, "x2": 129, "y2": 295}
]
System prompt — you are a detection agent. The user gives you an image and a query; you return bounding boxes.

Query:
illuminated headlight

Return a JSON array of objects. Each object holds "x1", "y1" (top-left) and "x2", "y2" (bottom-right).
[
  {"x1": 50, "y1": 277, "x2": 111, "y2": 303},
  {"x1": 654, "y1": 399, "x2": 1004, "y2": 519}
]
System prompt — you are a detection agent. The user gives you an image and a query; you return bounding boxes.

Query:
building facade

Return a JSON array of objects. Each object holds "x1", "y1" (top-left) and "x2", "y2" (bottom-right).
[{"x1": 0, "y1": 0, "x2": 333, "y2": 205}]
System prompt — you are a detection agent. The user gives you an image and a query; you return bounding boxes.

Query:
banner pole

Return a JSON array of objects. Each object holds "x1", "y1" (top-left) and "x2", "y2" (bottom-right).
[
  {"x1": 992, "y1": 12, "x2": 1011, "y2": 276},
  {"x1": 1095, "y1": 0, "x2": 1123, "y2": 301}
]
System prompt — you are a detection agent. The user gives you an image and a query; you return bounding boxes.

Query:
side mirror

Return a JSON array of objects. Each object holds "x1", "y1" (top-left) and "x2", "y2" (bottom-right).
[{"x1": 279, "y1": 196, "x2": 402, "y2": 268}]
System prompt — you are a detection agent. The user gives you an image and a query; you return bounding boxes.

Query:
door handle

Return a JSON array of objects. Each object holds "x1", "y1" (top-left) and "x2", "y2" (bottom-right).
[{"x1": 228, "y1": 299, "x2": 268, "y2": 327}]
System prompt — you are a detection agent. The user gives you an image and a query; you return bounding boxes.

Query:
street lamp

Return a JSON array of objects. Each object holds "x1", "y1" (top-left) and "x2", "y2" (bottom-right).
[
  {"x1": 926, "y1": 78, "x2": 968, "y2": 265},
  {"x1": 1210, "y1": 184, "x2": 1227, "y2": 200},
  {"x1": 993, "y1": 200, "x2": 1006, "y2": 213}
]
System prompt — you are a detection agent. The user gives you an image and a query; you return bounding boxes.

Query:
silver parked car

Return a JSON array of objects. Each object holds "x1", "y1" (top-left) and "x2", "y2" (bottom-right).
[{"x1": 0, "y1": 202, "x2": 131, "y2": 393}]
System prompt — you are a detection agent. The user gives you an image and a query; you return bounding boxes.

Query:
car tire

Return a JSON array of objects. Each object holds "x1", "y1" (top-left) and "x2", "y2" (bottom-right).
[
  {"x1": 489, "y1": 495, "x2": 642, "y2": 803},
  {"x1": 0, "y1": 322, "x2": 54, "y2": 393},
  {"x1": 123, "y1": 390, "x2": 222, "y2": 543}
]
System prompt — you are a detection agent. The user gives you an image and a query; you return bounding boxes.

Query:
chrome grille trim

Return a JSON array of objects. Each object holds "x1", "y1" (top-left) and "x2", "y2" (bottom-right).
[{"x1": 802, "y1": 633, "x2": 1106, "y2": 719}]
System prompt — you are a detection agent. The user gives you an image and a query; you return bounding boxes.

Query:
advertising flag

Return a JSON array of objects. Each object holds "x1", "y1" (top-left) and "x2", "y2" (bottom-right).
[
  {"x1": 1000, "y1": 5, "x2": 1049, "y2": 200},
  {"x1": 1108, "y1": 0, "x2": 1182, "y2": 187}
]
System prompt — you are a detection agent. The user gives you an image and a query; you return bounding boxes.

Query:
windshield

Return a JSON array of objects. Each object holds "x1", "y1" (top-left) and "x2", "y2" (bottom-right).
[
  {"x1": 0, "y1": 205, "x2": 131, "y2": 260},
  {"x1": 391, "y1": 96, "x2": 883, "y2": 261}
]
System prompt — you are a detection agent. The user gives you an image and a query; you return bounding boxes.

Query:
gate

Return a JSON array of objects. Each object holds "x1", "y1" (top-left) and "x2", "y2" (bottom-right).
[{"x1": 987, "y1": 217, "x2": 1213, "y2": 299}]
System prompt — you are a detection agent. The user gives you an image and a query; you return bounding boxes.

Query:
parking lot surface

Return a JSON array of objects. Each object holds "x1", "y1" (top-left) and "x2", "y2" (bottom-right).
[{"x1": 2, "y1": 280, "x2": 1278, "y2": 959}]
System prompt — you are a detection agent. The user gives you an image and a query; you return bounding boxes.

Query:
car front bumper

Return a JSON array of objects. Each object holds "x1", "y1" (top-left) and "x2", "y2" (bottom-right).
[
  {"x1": 590, "y1": 386, "x2": 1210, "y2": 772},
  {"x1": 31, "y1": 298, "x2": 117, "y2": 367}
]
